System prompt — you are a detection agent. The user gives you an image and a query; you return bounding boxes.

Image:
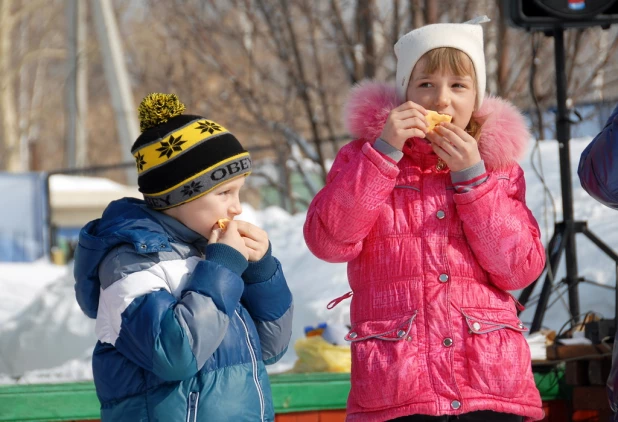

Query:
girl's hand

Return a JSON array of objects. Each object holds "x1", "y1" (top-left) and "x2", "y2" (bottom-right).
[
  {"x1": 425, "y1": 122, "x2": 482, "y2": 172},
  {"x1": 379, "y1": 101, "x2": 428, "y2": 150},
  {"x1": 236, "y1": 221, "x2": 269, "y2": 262},
  {"x1": 208, "y1": 220, "x2": 249, "y2": 261}
]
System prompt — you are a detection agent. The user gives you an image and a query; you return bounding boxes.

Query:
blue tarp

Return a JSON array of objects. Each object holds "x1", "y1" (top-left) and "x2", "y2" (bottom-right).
[{"x1": 0, "y1": 173, "x2": 47, "y2": 262}]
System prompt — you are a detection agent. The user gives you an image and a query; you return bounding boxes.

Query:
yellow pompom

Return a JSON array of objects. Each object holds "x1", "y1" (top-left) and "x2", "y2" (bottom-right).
[{"x1": 138, "y1": 93, "x2": 186, "y2": 132}]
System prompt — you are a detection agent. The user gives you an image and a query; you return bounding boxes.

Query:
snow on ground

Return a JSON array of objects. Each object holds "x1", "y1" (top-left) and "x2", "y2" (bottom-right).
[
  {"x1": 0, "y1": 260, "x2": 68, "y2": 324},
  {"x1": 0, "y1": 265, "x2": 96, "y2": 380},
  {"x1": 1, "y1": 137, "x2": 617, "y2": 384}
]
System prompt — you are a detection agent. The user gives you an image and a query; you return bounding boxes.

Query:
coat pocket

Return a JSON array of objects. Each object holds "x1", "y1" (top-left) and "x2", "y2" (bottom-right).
[
  {"x1": 347, "y1": 311, "x2": 419, "y2": 410},
  {"x1": 461, "y1": 307, "x2": 531, "y2": 399}
]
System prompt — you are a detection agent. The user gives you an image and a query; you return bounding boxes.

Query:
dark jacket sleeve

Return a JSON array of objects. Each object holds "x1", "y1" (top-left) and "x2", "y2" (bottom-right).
[
  {"x1": 578, "y1": 104, "x2": 618, "y2": 209},
  {"x1": 241, "y1": 243, "x2": 293, "y2": 365},
  {"x1": 578, "y1": 107, "x2": 618, "y2": 411}
]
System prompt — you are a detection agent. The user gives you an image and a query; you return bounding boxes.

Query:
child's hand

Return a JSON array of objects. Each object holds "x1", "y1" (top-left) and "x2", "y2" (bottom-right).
[
  {"x1": 236, "y1": 221, "x2": 269, "y2": 262},
  {"x1": 209, "y1": 220, "x2": 249, "y2": 261},
  {"x1": 379, "y1": 101, "x2": 428, "y2": 150},
  {"x1": 425, "y1": 122, "x2": 482, "y2": 172}
]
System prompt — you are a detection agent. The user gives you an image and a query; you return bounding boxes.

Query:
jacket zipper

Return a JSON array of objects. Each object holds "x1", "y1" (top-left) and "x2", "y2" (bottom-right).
[
  {"x1": 235, "y1": 310, "x2": 265, "y2": 421},
  {"x1": 186, "y1": 391, "x2": 199, "y2": 422}
]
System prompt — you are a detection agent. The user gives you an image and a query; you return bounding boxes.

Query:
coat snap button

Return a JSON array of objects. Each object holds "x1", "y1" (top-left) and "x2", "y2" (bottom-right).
[
  {"x1": 349, "y1": 332, "x2": 357, "y2": 339},
  {"x1": 472, "y1": 322, "x2": 482, "y2": 331},
  {"x1": 451, "y1": 400, "x2": 461, "y2": 410},
  {"x1": 443, "y1": 338, "x2": 453, "y2": 347},
  {"x1": 518, "y1": 323, "x2": 525, "y2": 329},
  {"x1": 140, "y1": 244, "x2": 147, "y2": 249},
  {"x1": 436, "y1": 210, "x2": 445, "y2": 219},
  {"x1": 438, "y1": 274, "x2": 449, "y2": 283},
  {"x1": 397, "y1": 330, "x2": 406, "y2": 338}
]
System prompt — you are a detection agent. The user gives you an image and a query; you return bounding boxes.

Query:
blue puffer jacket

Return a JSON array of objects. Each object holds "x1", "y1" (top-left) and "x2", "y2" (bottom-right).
[
  {"x1": 578, "y1": 104, "x2": 618, "y2": 419},
  {"x1": 73, "y1": 197, "x2": 293, "y2": 421}
]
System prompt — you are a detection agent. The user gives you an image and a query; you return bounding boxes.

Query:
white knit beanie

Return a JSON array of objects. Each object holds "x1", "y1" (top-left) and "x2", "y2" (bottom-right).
[{"x1": 394, "y1": 16, "x2": 490, "y2": 108}]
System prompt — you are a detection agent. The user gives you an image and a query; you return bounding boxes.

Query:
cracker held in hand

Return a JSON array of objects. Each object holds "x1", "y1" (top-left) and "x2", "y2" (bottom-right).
[
  {"x1": 426, "y1": 110, "x2": 452, "y2": 131},
  {"x1": 217, "y1": 218, "x2": 231, "y2": 231}
]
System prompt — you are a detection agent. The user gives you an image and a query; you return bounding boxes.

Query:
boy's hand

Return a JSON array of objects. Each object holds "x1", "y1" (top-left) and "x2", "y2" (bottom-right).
[
  {"x1": 209, "y1": 220, "x2": 249, "y2": 261},
  {"x1": 379, "y1": 101, "x2": 428, "y2": 150},
  {"x1": 425, "y1": 122, "x2": 482, "y2": 172},
  {"x1": 236, "y1": 221, "x2": 269, "y2": 262}
]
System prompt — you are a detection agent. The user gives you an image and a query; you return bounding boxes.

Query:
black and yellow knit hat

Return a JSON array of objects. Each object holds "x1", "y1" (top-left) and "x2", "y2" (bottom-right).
[{"x1": 132, "y1": 93, "x2": 251, "y2": 210}]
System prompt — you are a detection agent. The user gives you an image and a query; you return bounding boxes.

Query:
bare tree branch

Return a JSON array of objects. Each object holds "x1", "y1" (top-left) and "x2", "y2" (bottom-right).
[
  {"x1": 329, "y1": 0, "x2": 358, "y2": 84},
  {"x1": 356, "y1": 0, "x2": 376, "y2": 79},
  {"x1": 277, "y1": 0, "x2": 327, "y2": 179}
]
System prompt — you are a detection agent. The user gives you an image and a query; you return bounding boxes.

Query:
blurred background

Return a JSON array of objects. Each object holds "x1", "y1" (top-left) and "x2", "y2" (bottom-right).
[
  {"x1": 3, "y1": 0, "x2": 618, "y2": 261},
  {"x1": 1, "y1": 1, "x2": 618, "y2": 416},
  {"x1": 2, "y1": 0, "x2": 617, "y2": 197}
]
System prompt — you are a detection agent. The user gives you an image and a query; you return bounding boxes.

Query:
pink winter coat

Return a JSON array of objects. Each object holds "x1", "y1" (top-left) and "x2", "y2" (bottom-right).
[{"x1": 304, "y1": 82, "x2": 545, "y2": 422}]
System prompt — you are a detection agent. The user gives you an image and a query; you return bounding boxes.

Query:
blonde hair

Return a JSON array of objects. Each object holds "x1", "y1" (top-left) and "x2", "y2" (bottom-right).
[{"x1": 420, "y1": 48, "x2": 481, "y2": 140}]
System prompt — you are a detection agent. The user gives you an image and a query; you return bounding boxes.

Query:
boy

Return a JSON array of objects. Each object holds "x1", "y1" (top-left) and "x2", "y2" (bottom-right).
[{"x1": 74, "y1": 93, "x2": 293, "y2": 422}]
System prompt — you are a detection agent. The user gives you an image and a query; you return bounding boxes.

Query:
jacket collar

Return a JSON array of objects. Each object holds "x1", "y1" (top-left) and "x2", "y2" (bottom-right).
[
  {"x1": 343, "y1": 80, "x2": 531, "y2": 171},
  {"x1": 142, "y1": 206, "x2": 206, "y2": 247}
]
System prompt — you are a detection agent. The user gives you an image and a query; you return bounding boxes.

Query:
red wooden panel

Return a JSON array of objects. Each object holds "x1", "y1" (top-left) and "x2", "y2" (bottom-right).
[
  {"x1": 295, "y1": 413, "x2": 320, "y2": 422},
  {"x1": 275, "y1": 414, "x2": 298, "y2": 422},
  {"x1": 318, "y1": 409, "x2": 347, "y2": 421},
  {"x1": 573, "y1": 410, "x2": 602, "y2": 421},
  {"x1": 540, "y1": 400, "x2": 569, "y2": 422}
]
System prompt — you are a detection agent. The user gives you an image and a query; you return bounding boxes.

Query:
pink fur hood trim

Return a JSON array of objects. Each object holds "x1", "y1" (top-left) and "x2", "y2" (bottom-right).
[{"x1": 343, "y1": 80, "x2": 531, "y2": 170}]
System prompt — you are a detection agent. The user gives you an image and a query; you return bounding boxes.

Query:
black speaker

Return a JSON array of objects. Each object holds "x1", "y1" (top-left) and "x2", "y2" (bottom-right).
[
  {"x1": 504, "y1": 0, "x2": 618, "y2": 30},
  {"x1": 584, "y1": 319, "x2": 616, "y2": 344}
]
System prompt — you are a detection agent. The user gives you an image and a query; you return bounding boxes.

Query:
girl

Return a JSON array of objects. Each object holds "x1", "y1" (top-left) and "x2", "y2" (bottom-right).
[{"x1": 304, "y1": 19, "x2": 545, "y2": 422}]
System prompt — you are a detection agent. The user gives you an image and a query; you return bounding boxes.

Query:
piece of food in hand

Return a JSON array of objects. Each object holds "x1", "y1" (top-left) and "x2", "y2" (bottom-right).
[
  {"x1": 425, "y1": 110, "x2": 452, "y2": 131},
  {"x1": 216, "y1": 218, "x2": 231, "y2": 231}
]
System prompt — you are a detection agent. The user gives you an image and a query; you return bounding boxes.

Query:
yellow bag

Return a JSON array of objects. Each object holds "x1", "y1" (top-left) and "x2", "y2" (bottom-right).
[{"x1": 291, "y1": 336, "x2": 351, "y2": 373}]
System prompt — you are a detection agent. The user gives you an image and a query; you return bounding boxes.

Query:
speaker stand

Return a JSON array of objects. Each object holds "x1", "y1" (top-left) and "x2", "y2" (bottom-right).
[{"x1": 517, "y1": 27, "x2": 618, "y2": 333}]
